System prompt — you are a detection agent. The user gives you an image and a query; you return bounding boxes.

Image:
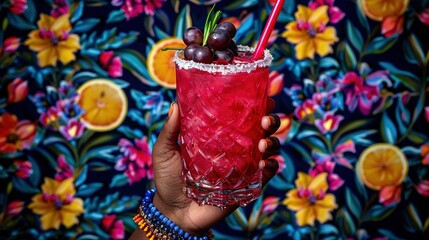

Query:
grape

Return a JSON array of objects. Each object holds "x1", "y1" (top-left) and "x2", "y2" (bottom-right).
[
  {"x1": 208, "y1": 29, "x2": 231, "y2": 50},
  {"x1": 216, "y1": 22, "x2": 236, "y2": 38},
  {"x1": 213, "y1": 49, "x2": 234, "y2": 63},
  {"x1": 183, "y1": 27, "x2": 203, "y2": 46},
  {"x1": 184, "y1": 44, "x2": 201, "y2": 60},
  {"x1": 193, "y1": 46, "x2": 213, "y2": 63},
  {"x1": 228, "y1": 40, "x2": 238, "y2": 56}
]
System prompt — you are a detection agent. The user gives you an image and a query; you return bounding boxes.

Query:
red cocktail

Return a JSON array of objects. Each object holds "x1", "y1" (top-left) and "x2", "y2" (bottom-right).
[{"x1": 174, "y1": 46, "x2": 272, "y2": 207}]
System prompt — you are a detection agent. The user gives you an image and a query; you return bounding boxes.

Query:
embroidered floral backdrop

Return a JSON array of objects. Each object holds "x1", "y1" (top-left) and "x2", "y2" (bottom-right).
[{"x1": 1, "y1": 0, "x2": 429, "y2": 239}]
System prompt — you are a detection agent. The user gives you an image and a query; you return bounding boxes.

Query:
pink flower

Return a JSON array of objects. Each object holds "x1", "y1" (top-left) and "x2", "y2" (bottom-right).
[
  {"x1": 7, "y1": 78, "x2": 28, "y2": 103},
  {"x1": 99, "y1": 51, "x2": 123, "y2": 78},
  {"x1": 294, "y1": 99, "x2": 316, "y2": 121},
  {"x1": 122, "y1": 0, "x2": 165, "y2": 20},
  {"x1": 268, "y1": 71, "x2": 285, "y2": 97},
  {"x1": 40, "y1": 106, "x2": 60, "y2": 129},
  {"x1": 9, "y1": 0, "x2": 27, "y2": 15},
  {"x1": 381, "y1": 16, "x2": 404, "y2": 38},
  {"x1": 14, "y1": 160, "x2": 33, "y2": 178},
  {"x1": 115, "y1": 137, "x2": 153, "y2": 184},
  {"x1": 416, "y1": 180, "x2": 429, "y2": 197},
  {"x1": 1, "y1": 37, "x2": 20, "y2": 55},
  {"x1": 418, "y1": 8, "x2": 429, "y2": 25},
  {"x1": 314, "y1": 112, "x2": 343, "y2": 134},
  {"x1": 59, "y1": 118, "x2": 84, "y2": 140},
  {"x1": 102, "y1": 214, "x2": 125, "y2": 240},
  {"x1": 6, "y1": 200, "x2": 24, "y2": 215},
  {"x1": 309, "y1": 0, "x2": 344, "y2": 24},
  {"x1": 261, "y1": 196, "x2": 280, "y2": 214},
  {"x1": 309, "y1": 160, "x2": 344, "y2": 191},
  {"x1": 55, "y1": 155, "x2": 74, "y2": 181},
  {"x1": 51, "y1": 0, "x2": 70, "y2": 18},
  {"x1": 379, "y1": 185, "x2": 402, "y2": 206}
]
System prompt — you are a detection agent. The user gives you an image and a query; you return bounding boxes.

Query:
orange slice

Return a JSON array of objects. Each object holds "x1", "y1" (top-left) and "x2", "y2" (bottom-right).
[
  {"x1": 356, "y1": 143, "x2": 408, "y2": 190},
  {"x1": 77, "y1": 79, "x2": 127, "y2": 132},
  {"x1": 147, "y1": 37, "x2": 186, "y2": 89},
  {"x1": 359, "y1": 0, "x2": 409, "y2": 21}
]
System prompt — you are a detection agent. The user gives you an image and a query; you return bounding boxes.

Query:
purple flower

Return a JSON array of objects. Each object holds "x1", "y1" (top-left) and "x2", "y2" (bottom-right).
[
  {"x1": 338, "y1": 71, "x2": 387, "y2": 115},
  {"x1": 314, "y1": 112, "x2": 343, "y2": 134},
  {"x1": 59, "y1": 118, "x2": 84, "y2": 140},
  {"x1": 122, "y1": 0, "x2": 165, "y2": 20},
  {"x1": 115, "y1": 137, "x2": 153, "y2": 184},
  {"x1": 285, "y1": 84, "x2": 305, "y2": 106},
  {"x1": 312, "y1": 139, "x2": 356, "y2": 168}
]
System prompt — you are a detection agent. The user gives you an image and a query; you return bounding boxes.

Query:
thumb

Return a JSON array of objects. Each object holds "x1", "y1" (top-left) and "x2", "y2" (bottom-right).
[{"x1": 153, "y1": 102, "x2": 181, "y2": 158}]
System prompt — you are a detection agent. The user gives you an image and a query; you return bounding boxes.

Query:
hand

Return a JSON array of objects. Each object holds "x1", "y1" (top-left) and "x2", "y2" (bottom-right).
[{"x1": 130, "y1": 99, "x2": 281, "y2": 239}]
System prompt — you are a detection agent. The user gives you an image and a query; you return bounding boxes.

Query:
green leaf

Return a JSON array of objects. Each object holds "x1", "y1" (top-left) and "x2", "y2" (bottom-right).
[
  {"x1": 7, "y1": 12, "x2": 36, "y2": 30},
  {"x1": 332, "y1": 119, "x2": 372, "y2": 146},
  {"x1": 407, "y1": 204, "x2": 423, "y2": 230},
  {"x1": 345, "y1": 188, "x2": 362, "y2": 219},
  {"x1": 336, "y1": 208, "x2": 356, "y2": 236},
  {"x1": 174, "y1": 4, "x2": 192, "y2": 39},
  {"x1": 109, "y1": 174, "x2": 129, "y2": 188},
  {"x1": 224, "y1": 0, "x2": 258, "y2": 10},
  {"x1": 106, "y1": 9, "x2": 126, "y2": 24},
  {"x1": 362, "y1": 204, "x2": 396, "y2": 222},
  {"x1": 381, "y1": 111, "x2": 398, "y2": 144},
  {"x1": 76, "y1": 183, "x2": 103, "y2": 197},
  {"x1": 347, "y1": 21, "x2": 364, "y2": 51},
  {"x1": 72, "y1": 18, "x2": 100, "y2": 33},
  {"x1": 344, "y1": 42, "x2": 357, "y2": 70},
  {"x1": 231, "y1": 208, "x2": 248, "y2": 229},
  {"x1": 248, "y1": 196, "x2": 262, "y2": 230},
  {"x1": 24, "y1": 0, "x2": 36, "y2": 23},
  {"x1": 116, "y1": 49, "x2": 157, "y2": 87},
  {"x1": 379, "y1": 62, "x2": 420, "y2": 91},
  {"x1": 365, "y1": 35, "x2": 398, "y2": 55},
  {"x1": 71, "y1": 0, "x2": 84, "y2": 23},
  {"x1": 407, "y1": 34, "x2": 425, "y2": 66}
]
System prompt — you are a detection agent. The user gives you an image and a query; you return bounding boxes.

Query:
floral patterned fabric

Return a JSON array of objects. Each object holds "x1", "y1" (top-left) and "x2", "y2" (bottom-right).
[{"x1": 1, "y1": 0, "x2": 429, "y2": 239}]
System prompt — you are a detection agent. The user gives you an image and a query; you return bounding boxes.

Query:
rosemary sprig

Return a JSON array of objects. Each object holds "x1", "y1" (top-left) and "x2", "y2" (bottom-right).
[{"x1": 202, "y1": 5, "x2": 222, "y2": 46}]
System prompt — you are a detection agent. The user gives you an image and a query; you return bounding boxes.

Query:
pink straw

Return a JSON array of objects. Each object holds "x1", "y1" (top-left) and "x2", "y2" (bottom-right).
[{"x1": 252, "y1": 0, "x2": 285, "y2": 60}]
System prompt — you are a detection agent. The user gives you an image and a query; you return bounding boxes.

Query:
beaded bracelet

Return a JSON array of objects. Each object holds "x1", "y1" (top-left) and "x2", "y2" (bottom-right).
[{"x1": 133, "y1": 188, "x2": 214, "y2": 240}]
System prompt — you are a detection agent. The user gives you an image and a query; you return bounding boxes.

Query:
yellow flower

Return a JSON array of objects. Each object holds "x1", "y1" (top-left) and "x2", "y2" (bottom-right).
[
  {"x1": 283, "y1": 172, "x2": 338, "y2": 226},
  {"x1": 282, "y1": 5, "x2": 338, "y2": 60},
  {"x1": 28, "y1": 177, "x2": 84, "y2": 230},
  {"x1": 25, "y1": 14, "x2": 80, "y2": 67}
]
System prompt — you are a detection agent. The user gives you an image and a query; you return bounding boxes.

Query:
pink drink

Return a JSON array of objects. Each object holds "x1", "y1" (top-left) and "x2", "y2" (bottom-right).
[{"x1": 174, "y1": 46, "x2": 272, "y2": 207}]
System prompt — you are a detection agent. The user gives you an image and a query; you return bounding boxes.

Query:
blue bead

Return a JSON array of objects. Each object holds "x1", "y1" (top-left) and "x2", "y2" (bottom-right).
[
  {"x1": 178, "y1": 229, "x2": 184, "y2": 236},
  {"x1": 184, "y1": 232, "x2": 190, "y2": 238}
]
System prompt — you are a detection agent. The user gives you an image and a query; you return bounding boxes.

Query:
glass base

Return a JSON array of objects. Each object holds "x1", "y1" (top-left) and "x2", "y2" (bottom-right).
[{"x1": 184, "y1": 180, "x2": 262, "y2": 207}]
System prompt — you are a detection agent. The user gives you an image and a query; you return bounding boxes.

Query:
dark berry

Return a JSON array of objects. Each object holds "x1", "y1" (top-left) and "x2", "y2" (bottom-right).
[
  {"x1": 217, "y1": 22, "x2": 236, "y2": 38},
  {"x1": 208, "y1": 29, "x2": 231, "y2": 50},
  {"x1": 184, "y1": 44, "x2": 201, "y2": 60},
  {"x1": 183, "y1": 27, "x2": 203, "y2": 46},
  {"x1": 193, "y1": 46, "x2": 213, "y2": 63},
  {"x1": 213, "y1": 49, "x2": 234, "y2": 63},
  {"x1": 228, "y1": 40, "x2": 238, "y2": 56}
]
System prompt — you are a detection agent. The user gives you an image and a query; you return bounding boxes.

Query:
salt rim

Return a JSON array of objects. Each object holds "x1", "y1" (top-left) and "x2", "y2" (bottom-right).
[{"x1": 174, "y1": 45, "x2": 273, "y2": 75}]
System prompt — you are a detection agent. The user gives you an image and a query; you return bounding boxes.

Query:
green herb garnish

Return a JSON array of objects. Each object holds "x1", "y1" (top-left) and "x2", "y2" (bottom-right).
[{"x1": 202, "y1": 5, "x2": 222, "y2": 46}]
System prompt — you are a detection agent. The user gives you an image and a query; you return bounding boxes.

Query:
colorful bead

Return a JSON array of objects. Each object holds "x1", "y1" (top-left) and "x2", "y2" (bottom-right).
[{"x1": 133, "y1": 188, "x2": 213, "y2": 240}]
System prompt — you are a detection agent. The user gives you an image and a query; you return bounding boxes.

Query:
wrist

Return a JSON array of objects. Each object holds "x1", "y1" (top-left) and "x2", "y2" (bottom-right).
[
  {"x1": 134, "y1": 188, "x2": 213, "y2": 240},
  {"x1": 153, "y1": 191, "x2": 211, "y2": 237}
]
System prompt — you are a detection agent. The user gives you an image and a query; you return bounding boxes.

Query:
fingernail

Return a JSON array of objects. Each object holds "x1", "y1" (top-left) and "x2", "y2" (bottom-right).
[{"x1": 168, "y1": 102, "x2": 175, "y2": 119}]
